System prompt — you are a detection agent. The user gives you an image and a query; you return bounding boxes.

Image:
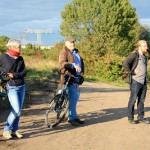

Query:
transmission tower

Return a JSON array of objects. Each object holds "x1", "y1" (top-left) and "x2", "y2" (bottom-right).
[{"x1": 23, "y1": 28, "x2": 53, "y2": 45}]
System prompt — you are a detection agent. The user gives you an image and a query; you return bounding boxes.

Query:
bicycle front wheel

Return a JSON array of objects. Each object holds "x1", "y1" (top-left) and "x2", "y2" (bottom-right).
[{"x1": 45, "y1": 94, "x2": 69, "y2": 128}]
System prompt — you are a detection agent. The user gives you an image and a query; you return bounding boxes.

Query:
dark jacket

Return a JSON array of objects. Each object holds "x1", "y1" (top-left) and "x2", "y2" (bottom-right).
[
  {"x1": 0, "y1": 53, "x2": 26, "y2": 86},
  {"x1": 123, "y1": 51, "x2": 140, "y2": 74},
  {"x1": 59, "y1": 47, "x2": 84, "y2": 84}
]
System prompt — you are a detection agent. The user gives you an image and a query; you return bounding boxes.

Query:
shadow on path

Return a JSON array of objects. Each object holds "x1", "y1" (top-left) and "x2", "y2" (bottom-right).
[
  {"x1": 1, "y1": 106, "x2": 150, "y2": 141},
  {"x1": 80, "y1": 86, "x2": 129, "y2": 93}
]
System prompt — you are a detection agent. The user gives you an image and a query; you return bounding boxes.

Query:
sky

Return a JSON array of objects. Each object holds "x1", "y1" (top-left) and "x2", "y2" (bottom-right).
[
  {"x1": 0, "y1": 0, "x2": 71, "y2": 45},
  {"x1": 130, "y1": 0, "x2": 150, "y2": 26},
  {"x1": 0, "y1": 0, "x2": 150, "y2": 46}
]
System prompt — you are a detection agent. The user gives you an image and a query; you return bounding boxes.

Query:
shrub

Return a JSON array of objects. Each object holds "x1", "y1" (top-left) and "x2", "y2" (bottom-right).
[{"x1": 81, "y1": 51, "x2": 124, "y2": 83}]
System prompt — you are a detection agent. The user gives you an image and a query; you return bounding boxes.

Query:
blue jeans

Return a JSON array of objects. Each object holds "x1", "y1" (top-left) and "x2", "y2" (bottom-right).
[
  {"x1": 68, "y1": 83, "x2": 80, "y2": 120},
  {"x1": 4, "y1": 84, "x2": 25, "y2": 132},
  {"x1": 128, "y1": 80, "x2": 147, "y2": 120}
]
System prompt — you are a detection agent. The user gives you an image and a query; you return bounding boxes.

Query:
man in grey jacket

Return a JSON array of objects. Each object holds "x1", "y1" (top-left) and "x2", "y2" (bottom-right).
[{"x1": 123, "y1": 40, "x2": 150, "y2": 124}]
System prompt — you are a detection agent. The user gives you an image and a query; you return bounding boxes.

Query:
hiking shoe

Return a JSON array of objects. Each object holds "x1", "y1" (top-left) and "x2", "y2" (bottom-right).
[
  {"x1": 138, "y1": 118, "x2": 150, "y2": 124},
  {"x1": 68, "y1": 120, "x2": 80, "y2": 126},
  {"x1": 12, "y1": 131, "x2": 23, "y2": 138},
  {"x1": 128, "y1": 119, "x2": 136, "y2": 124},
  {"x1": 3, "y1": 130, "x2": 12, "y2": 140},
  {"x1": 75, "y1": 118, "x2": 85, "y2": 124}
]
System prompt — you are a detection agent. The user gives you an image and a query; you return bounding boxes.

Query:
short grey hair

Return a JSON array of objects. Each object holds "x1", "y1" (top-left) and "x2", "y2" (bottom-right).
[{"x1": 6, "y1": 39, "x2": 21, "y2": 49}]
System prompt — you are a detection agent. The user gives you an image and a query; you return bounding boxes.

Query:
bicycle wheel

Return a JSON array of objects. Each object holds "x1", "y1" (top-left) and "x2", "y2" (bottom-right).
[{"x1": 45, "y1": 94, "x2": 69, "y2": 128}]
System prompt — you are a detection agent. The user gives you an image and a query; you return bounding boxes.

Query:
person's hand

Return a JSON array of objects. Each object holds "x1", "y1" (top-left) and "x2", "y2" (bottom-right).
[
  {"x1": 80, "y1": 72, "x2": 84, "y2": 76},
  {"x1": 74, "y1": 65, "x2": 81, "y2": 72},
  {"x1": 7, "y1": 73, "x2": 13, "y2": 79}
]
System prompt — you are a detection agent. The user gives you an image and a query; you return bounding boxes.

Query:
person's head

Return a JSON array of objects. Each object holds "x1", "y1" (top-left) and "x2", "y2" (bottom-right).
[
  {"x1": 136, "y1": 40, "x2": 148, "y2": 54},
  {"x1": 6, "y1": 39, "x2": 21, "y2": 53},
  {"x1": 64, "y1": 37, "x2": 75, "y2": 50}
]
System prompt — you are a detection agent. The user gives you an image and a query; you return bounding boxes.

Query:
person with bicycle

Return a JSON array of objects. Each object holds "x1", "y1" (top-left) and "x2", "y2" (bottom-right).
[
  {"x1": 59, "y1": 36, "x2": 84, "y2": 126},
  {"x1": 0, "y1": 39, "x2": 26, "y2": 139}
]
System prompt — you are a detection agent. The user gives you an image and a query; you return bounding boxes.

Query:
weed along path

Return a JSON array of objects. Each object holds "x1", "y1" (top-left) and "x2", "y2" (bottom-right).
[{"x1": 1, "y1": 81, "x2": 150, "y2": 150}]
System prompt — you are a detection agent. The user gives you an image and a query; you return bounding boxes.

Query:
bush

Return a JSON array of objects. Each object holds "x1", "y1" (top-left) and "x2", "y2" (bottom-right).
[
  {"x1": 42, "y1": 43, "x2": 63, "y2": 62},
  {"x1": 81, "y1": 51, "x2": 124, "y2": 83}
]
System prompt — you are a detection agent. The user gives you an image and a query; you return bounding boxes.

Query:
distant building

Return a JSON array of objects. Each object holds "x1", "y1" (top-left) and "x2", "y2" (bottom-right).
[{"x1": 22, "y1": 45, "x2": 53, "y2": 50}]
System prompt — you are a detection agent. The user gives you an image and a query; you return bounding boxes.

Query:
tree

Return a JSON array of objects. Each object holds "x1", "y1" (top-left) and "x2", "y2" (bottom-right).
[
  {"x1": 61, "y1": 0, "x2": 100, "y2": 40},
  {"x1": 0, "y1": 36, "x2": 9, "y2": 54},
  {"x1": 138, "y1": 25, "x2": 150, "y2": 47},
  {"x1": 60, "y1": 0, "x2": 139, "y2": 56}
]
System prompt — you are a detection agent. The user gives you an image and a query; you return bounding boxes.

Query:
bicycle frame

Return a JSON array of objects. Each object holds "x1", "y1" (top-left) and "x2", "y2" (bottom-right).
[
  {"x1": 45, "y1": 67, "x2": 79, "y2": 128},
  {"x1": 59, "y1": 67, "x2": 79, "y2": 93}
]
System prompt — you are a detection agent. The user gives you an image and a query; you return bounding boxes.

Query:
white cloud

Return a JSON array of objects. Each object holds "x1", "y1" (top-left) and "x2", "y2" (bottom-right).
[
  {"x1": 0, "y1": 17, "x2": 64, "y2": 45},
  {"x1": 0, "y1": 17, "x2": 62, "y2": 34},
  {"x1": 140, "y1": 19, "x2": 150, "y2": 27},
  {"x1": 0, "y1": 0, "x2": 71, "y2": 45},
  {"x1": 0, "y1": 0, "x2": 70, "y2": 25}
]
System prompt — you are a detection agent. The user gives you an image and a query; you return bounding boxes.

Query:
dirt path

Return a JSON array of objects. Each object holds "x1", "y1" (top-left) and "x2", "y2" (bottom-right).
[{"x1": 1, "y1": 81, "x2": 150, "y2": 150}]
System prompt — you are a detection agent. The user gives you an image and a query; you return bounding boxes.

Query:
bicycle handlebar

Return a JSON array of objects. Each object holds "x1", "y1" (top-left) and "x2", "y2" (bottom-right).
[
  {"x1": 59, "y1": 67, "x2": 78, "y2": 79},
  {"x1": 0, "y1": 71, "x2": 10, "y2": 82},
  {"x1": 0, "y1": 71, "x2": 6, "y2": 76}
]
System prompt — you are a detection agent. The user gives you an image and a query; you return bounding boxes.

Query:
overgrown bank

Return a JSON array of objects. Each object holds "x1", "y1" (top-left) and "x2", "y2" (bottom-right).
[{"x1": 1, "y1": 40, "x2": 150, "y2": 109}]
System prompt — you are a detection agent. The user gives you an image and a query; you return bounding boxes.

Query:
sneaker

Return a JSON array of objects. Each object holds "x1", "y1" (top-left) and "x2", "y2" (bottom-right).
[
  {"x1": 138, "y1": 118, "x2": 150, "y2": 124},
  {"x1": 3, "y1": 130, "x2": 12, "y2": 140},
  {"x1": 128, "y1": 119, "x2": 136, "y2": 124},
  {"x1": 68, "y1": 120, "x2": 80, "y2": 126},
  {"x1": 75, "y1": 118, "x2": 85, "y2": 124},
  {"x1": 12, "y1": 131, "x2": 23, "y2": 138}
]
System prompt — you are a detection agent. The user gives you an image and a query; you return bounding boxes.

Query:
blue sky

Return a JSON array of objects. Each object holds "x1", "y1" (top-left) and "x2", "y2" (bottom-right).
[
  {"x1": 130, "y1": 0, "x2": 150, "y2": 26},
  {"x1": 0, "y1": 0, "x2": 71, "y2": 45},
  {"x1": 0, "y1": 0, "x2": 150, "y2": 45}
]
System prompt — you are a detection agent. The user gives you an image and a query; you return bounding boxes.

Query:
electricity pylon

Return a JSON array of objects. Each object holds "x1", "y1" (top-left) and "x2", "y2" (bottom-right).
[{"x1": 23, "y1": 28, "x2": 53, "y2": 45}]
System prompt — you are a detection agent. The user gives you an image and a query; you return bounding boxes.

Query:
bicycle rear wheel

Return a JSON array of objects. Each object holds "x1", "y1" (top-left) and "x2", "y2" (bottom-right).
[{"x1": 45, "y1": 94, "x2": 69, "y2": 128}]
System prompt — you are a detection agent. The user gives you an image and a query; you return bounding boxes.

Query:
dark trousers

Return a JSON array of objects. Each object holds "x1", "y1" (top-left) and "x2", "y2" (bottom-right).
[{"x1": 128, "y1": 79, "x2": 147, "y2": 120}]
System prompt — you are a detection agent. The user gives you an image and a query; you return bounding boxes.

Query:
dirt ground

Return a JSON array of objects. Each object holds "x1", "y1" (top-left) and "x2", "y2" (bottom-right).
[{"x1": 1, "y1": 81, "x2": 150, "y2": 150}]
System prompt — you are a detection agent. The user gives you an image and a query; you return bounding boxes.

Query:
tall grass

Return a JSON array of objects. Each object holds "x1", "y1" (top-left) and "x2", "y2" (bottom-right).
[
  {"x1": 21, "y1": 48, "x2": 60, "y2": 79},
  {"x1": 20, "y1": 49, "x2": 60, "y2": 106},
  {"x1": 25, "y1": 57, "x2": 59, "y2": 78},
  {"x1": 26, "y1": 57, "x2": 58, "y2": 70}
]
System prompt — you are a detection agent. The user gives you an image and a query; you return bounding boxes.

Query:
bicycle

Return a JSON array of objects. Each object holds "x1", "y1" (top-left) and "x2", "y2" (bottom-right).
[
  {"x1": 45, "y1": 67, "x2": 79, "y2": 128},
  {"x1": 0, "y1": 71, "x2": 8, "y2": 100}
]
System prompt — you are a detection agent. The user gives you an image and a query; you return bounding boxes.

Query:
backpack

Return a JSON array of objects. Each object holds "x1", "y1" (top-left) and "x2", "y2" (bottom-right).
[{"x1": 122, "y1": 52, "x2": 139, "y2": 84}]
